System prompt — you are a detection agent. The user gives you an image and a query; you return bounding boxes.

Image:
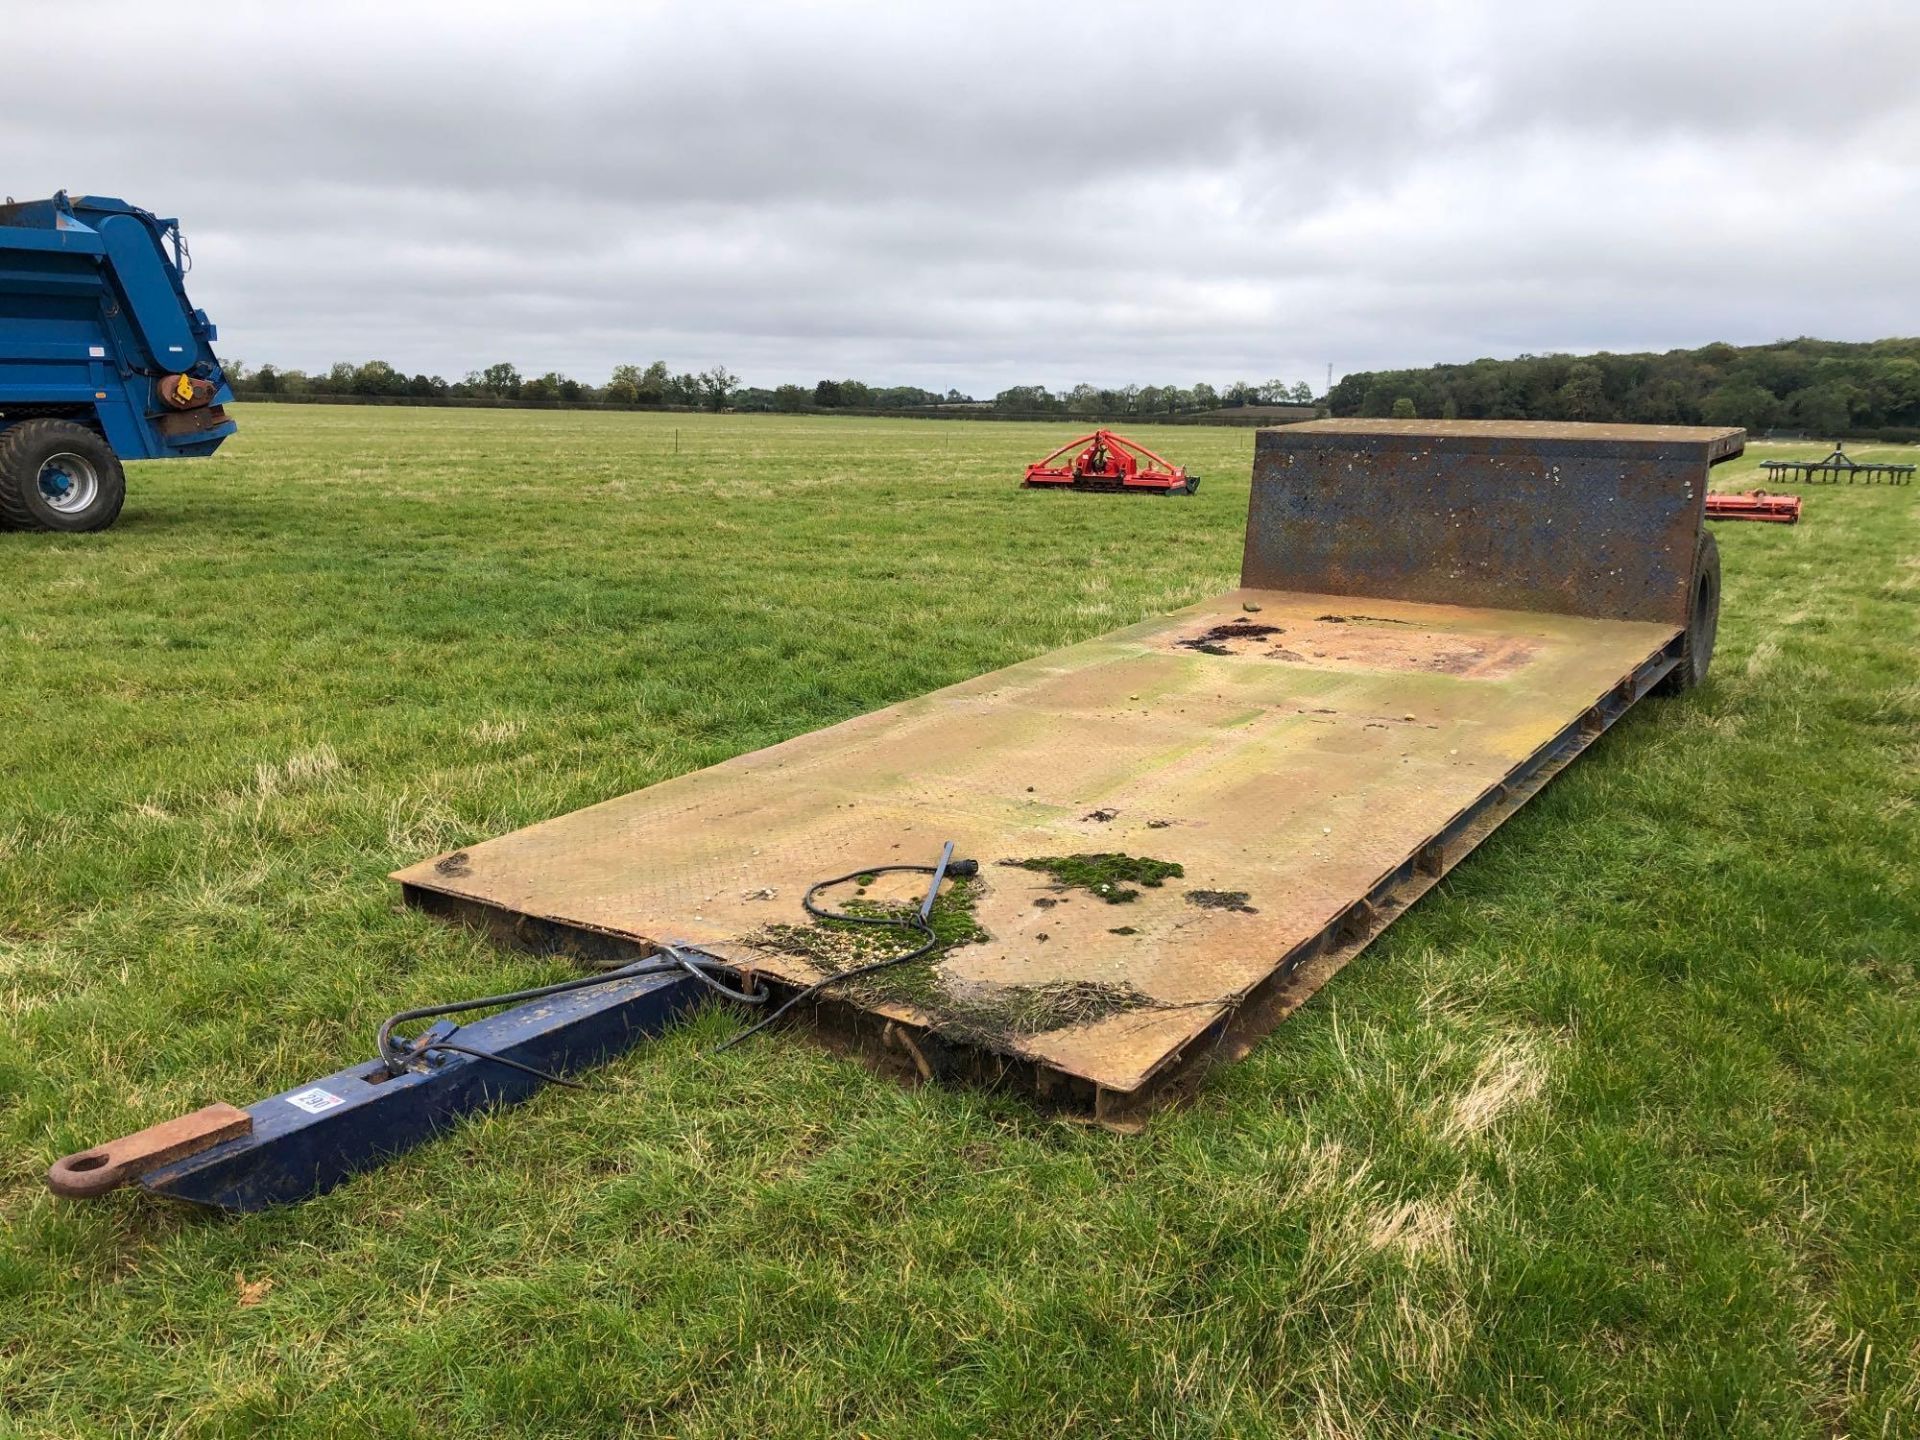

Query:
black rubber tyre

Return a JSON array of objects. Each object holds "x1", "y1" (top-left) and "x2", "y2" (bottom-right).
[
  {"x1": 1657, "y1": 529, "x2": 1720, "y2": 695},
  {"x1": 0, "y1": 419, "x2": 127, "y2": 533}
]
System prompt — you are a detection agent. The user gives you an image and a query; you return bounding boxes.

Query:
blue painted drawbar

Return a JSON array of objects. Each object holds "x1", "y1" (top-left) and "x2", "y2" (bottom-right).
[{"x1": 137, "y1": 968, "x2": 706, "y2": 1212}]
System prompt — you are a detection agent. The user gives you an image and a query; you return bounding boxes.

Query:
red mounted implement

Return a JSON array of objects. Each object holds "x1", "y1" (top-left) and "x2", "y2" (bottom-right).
[
  {"x1": 1705, "y1": 490, "x2": 1802, "y2": 524},
  {"x1": 1022, "y1": 429, "x2": 1197, "y2": 494}
]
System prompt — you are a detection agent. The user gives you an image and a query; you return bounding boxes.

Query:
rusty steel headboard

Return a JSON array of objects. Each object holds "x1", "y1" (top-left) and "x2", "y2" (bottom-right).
[{"x1": 1242, "y1": 420, "x2": 1744, "y2": 627}]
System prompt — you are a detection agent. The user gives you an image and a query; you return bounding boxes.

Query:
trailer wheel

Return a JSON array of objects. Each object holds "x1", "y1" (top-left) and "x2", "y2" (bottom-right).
[
  {"x1": 1657, "y1": 530, "x2": 1720, "y2": 695},
  {"x1": 0, "y1": 419, "x2": 127, "y2": 533}
]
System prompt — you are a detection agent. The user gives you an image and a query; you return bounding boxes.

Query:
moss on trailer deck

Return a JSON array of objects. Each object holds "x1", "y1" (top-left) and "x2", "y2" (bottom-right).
[
  {"x1": 745, "y1": 878, "x2": 1167, "y2": 1045},
  {"x1": 1003, "y1": 852, "x2": 1186, "y2": 903},
  {"x1": 747, "y1": 876, "x2": 992, "y2": 971}
]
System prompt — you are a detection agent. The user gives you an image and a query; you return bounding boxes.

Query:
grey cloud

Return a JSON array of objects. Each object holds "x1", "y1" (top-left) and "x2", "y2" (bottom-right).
[{"x1": 7, "y1": 0, "x2": 1915, "y2": 392}]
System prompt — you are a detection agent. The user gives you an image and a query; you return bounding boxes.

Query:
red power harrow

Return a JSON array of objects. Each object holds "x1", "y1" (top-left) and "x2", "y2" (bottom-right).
[{"x1": 1021, "y1": 429, "x2": 1197, "y2": 495}]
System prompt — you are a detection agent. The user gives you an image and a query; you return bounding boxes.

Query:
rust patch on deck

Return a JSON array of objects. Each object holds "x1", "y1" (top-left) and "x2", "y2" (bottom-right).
[{"x1": 1167, "y1": 612, "x2": 1538, "y2": 679}]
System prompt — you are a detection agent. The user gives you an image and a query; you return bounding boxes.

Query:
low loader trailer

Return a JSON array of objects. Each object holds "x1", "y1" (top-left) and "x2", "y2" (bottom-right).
[
  {"x1": 0, "y1": 192, "x2": 234, "y2": 532},
  {"x1": 50, "y1": 420, "x2": 1741, "y2": 1211}
]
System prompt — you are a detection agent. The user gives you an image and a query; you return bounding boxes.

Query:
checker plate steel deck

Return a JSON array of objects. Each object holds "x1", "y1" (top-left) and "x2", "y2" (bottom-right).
[{"x1": 395, "y1": 420, "x2": 1741, "y2": 1116}]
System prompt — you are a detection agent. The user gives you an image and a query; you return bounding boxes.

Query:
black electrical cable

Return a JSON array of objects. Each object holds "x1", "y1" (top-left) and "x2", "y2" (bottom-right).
[
  {"x1": 377, "y1": 957, "x2": 675, "y2": 1076},
  {"x1": 659, "y1": 941, "x2": 770, "y2": 1006},
  {"x1": 425, "y1": 1041, "x2": 587, "y2": 1090},
  {"x1": 711, "y1": 857, "x2": 976, "y2": 1054},
  {"x1": 375, "y1": 941, "x2": 765, "y2": 1083}
]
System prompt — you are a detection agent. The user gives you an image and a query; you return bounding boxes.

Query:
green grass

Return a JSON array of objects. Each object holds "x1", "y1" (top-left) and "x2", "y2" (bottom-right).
[{"x1": 3, "y1": 406, "x2": 1917, "y2": 1437}]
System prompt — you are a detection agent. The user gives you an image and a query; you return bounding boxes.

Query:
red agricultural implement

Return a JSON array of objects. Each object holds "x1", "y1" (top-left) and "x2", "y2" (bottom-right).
[
  {"x1": 1705, "y1": 490, "x2": 1802, "y2": 524},
  {"x1": 1022, "y1": 429, "x2": 1196, "y2": 494}
]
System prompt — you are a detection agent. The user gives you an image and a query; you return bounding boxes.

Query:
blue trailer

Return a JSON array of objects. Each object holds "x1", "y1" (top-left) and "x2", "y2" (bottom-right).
[{"x1": 0, "y1": 191, "x2": 235, "y2": 531}]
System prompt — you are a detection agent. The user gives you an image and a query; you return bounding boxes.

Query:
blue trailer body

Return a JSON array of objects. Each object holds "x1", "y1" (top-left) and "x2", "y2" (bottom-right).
[{"x1": 0, "y1": 191, "x2": 233, "y2": 528}]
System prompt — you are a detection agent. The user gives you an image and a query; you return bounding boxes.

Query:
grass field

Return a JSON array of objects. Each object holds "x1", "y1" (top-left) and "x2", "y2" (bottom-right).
[{"x1": 3, "y1": 406, "x2": 1917, "y2": 1438}]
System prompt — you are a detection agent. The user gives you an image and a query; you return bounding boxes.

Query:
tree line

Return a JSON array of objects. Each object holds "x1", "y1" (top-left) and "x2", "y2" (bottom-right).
[
  {"x1": 1327, "y1": 337, "x2": 1920, "y2": 434},
  {"x1": 237, "y1": 359, "x2": 750, "y2": 409},
  {"x1": 227, "y1": 359, "x2": 1320, "y2": 416},
  {"x1": 224, "y1": 339, "x2": 1920, "y2": 432},
  {"x1": 236, "y1": 359, "x2": 974, "y2": 411},
  {"x1": 989, "y1": 379, "x2": 1315, "y2": 416}
]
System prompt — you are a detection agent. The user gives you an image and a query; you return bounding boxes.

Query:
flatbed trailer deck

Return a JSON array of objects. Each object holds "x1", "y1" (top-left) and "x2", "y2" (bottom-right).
[{"x1": 396, "y1": 585, "x2": 1685, "y2": 1117}]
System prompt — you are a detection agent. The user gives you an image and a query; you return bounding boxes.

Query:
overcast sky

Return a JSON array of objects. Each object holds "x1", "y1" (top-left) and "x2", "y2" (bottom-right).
[{"x1": 8, "y1": 1, "x2": 1917, "y2": 394}]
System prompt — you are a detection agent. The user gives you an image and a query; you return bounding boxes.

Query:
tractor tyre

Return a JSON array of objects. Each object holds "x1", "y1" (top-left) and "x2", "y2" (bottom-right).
[
  {"x1": 1656, "y1": 529, "x2": 1720, "y2": 695},
  {"x1": 0, "y1": 420, "x2": 127, "y2": 533}
]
